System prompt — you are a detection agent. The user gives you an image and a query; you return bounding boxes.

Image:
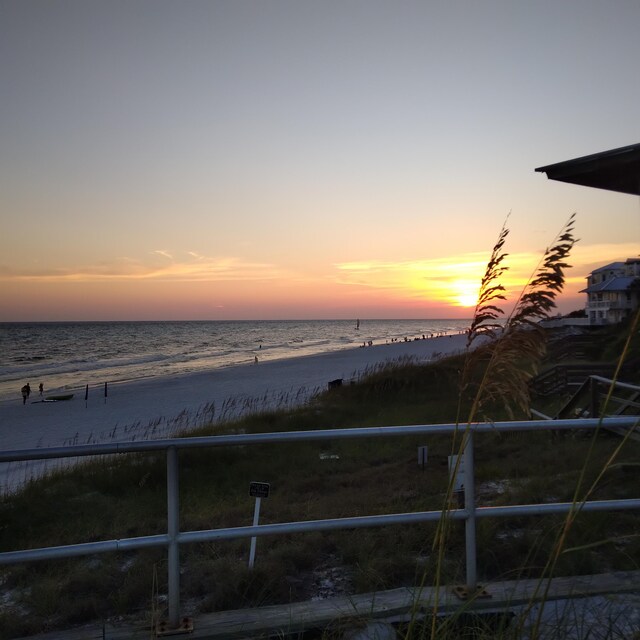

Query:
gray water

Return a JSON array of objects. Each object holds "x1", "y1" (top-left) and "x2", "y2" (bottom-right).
[{"x1": 0, "y1": 319, "x2": 470, "y2": 402}]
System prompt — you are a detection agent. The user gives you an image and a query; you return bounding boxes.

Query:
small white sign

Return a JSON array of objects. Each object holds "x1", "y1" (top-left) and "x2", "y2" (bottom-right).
[{"x1": 448, "y1": 454, "x2": 465, "y2": 491}]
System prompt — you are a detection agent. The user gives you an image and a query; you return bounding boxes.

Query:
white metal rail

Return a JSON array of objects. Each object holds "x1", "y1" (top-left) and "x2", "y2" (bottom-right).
[{"x1": 1, "y1": 417, "x2": 639, "y2": 630}]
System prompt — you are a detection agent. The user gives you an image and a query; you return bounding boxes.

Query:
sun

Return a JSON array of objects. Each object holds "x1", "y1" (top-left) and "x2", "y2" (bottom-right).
[
  {"x1": 452, "y1": 280, "x2": 479, "y2": 308},
  {"x1": 457, "y1": 293, "x2": 478, "y2": 307}
]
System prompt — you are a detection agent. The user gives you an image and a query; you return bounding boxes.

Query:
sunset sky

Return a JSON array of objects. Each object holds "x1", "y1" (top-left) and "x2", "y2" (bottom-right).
[{"x1": 1, "y1": 1, "x2": 638, "y2": 322}]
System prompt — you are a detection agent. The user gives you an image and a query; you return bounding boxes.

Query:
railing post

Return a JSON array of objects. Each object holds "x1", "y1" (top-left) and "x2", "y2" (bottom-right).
[
  {"x1": 590, "y1": 377, "x2": 600, "y2": 418},
  {"x1": 464, "y1": 430, "x2": 477, "y2": 592},
  {"x1": 167, "y1": 446, "x2": 180, "y2": 628}
]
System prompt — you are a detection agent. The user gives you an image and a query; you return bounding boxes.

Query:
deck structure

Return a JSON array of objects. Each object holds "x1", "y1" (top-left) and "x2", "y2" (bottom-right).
[{"x1": 21, "y1": 570, "x2": 640, "y2": 639}]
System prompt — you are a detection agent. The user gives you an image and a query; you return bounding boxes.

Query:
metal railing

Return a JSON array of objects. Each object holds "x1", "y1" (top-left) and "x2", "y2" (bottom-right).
[
  {"x1": 532, "y1": 375, "x2": 640, "y2": 421},
  {"x1": 1, "y1": 416, "x2": 639, "y2": 630},
  {"x1": 586, "y1": 301, "x2": 634, "y2": 310}
]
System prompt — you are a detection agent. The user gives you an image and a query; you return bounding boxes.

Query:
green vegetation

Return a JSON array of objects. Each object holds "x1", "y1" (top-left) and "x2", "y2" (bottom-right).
[
  {"x1": 1, "y1": 328, "x2": 638, "y2": 637},
  {"x1": 1, "y1": 216, "x2": 638, "y2": 638}
]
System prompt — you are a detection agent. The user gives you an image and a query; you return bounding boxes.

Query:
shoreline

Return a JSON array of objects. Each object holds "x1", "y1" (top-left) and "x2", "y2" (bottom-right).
[
  {"x1": 0, "y1": 334, "x2": 469, "y2": 491},
  {"x1": 0, "y1": 320, "x2": 471, "y2": 404}
]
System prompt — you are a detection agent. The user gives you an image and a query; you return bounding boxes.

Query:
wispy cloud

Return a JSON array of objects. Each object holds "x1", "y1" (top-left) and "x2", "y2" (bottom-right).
[
  {"x1": 0, "y1": 252, "x2": 285, "y2": 283},
  {"x1": 334, "y1": 251, "x2": 537, "y2": 303},
  {"x1": 2, "y1": 243, "x2": 635, "y2": 307},
  {"x1": 152, "y1": 249, "x2": 173, "y2": 260},
  {"x1": 333, "y1": 243, "x2": 636, "y2": 306}
]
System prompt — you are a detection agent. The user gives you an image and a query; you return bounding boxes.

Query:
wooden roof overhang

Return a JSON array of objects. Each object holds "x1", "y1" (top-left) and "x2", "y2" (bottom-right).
[{"x1": 535, "y1": 143, "x2": 640, "y2": 196}]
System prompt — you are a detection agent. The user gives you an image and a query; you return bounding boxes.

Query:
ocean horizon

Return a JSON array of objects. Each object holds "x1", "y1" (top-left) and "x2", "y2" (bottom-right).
[{"x1": 0, "y1": 319, "x2": 471, "y2": 404}]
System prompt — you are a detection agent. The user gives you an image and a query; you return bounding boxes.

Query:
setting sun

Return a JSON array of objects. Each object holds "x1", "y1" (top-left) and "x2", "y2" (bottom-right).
[{"x1": 452, "y1": 280, "x2": 480, "y2": 307}]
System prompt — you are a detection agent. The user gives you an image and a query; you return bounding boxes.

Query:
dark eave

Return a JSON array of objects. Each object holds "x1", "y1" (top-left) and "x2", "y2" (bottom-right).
[{"x1": 535, "y1": 143, "x2": 640, "y2": 196}]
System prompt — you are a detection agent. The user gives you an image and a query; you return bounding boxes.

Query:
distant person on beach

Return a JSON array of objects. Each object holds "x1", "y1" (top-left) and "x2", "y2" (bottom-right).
[
  {"x1": 21, "y1": 384, "x2": 29, "y2": 405},
  {"x1": 254, "y1": 355, "x2": 259, "y2": 364},
  {"x1": 39, "y1": 383, "x2": 44, "y2": 396}
]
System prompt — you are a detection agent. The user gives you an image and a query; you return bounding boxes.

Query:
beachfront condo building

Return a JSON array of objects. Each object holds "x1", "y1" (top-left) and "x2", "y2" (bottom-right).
[{"x1": 581, "y1": 258, "x2": 640, "y2": 325}]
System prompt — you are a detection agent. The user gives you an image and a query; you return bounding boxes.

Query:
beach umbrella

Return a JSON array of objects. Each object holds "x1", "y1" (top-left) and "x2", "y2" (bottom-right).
[{"x1": 85, "y1": 384, "x2": 89, "y2": 408}]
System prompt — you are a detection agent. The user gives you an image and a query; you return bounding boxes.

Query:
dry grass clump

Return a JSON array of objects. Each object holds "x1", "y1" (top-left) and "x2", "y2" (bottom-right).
[{"x1": 463, "y1": 213, "x2": 577, "y2": 422}]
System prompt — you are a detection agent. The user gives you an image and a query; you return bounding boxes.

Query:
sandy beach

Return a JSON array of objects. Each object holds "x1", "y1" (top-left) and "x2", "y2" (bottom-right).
[{"x1": 0, "y1": 334, "x2": 468, "y2": 490}]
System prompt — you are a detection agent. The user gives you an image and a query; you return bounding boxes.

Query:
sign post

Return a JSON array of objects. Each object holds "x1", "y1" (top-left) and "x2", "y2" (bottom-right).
[
  {"x1": 248, "y1": 482, "x2": 270, "y2": 569},
  {"x1": 417, "y1": 446, "x2": 428, "y2": 472}
]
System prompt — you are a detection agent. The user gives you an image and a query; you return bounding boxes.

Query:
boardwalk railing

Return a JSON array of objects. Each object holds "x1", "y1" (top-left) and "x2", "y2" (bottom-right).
[
  {"x1": 536, "y1": 375, "x2": 640, "y2": 422},
  {"x1": 529, "y1": 363, "x2": 634, "y2": 396},
  {"x1": 1, "y1": 416, "x2": 640, "y2": 631}
]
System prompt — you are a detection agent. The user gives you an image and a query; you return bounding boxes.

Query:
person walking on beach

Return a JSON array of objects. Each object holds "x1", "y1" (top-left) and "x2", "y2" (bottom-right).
[
  {"x1": 21, "y1": 384, "x2": 29, "y2": 405},
  {"x1": 39, "y1": 383, "x2": 44, "y2": 396}
]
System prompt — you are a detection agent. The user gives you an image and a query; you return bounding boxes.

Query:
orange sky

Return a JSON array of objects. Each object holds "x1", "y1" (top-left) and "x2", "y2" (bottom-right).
[
  {"x1": 1, "y1": 3, "x2": 639, "y2": 321},
  {"x1": 2, "y1": 239, "x2": 638, "y2": 321}
]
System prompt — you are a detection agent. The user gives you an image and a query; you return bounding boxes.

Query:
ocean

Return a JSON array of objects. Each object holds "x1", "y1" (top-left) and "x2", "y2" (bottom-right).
[{"x1": 0, "y1": 319, "x2": 470, "y2": 404}]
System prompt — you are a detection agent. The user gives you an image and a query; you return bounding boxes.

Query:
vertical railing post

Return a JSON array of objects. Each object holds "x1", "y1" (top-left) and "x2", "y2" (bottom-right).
[
  {"x1": 590, "y1": 376, "x2": 600, "y2": 418},
  {"x1": 167, "y1": 446, "x2": 180, "y2": 628},
  {"x1": 464, "y1": 430, "x2": 477, "y2": 592}
]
